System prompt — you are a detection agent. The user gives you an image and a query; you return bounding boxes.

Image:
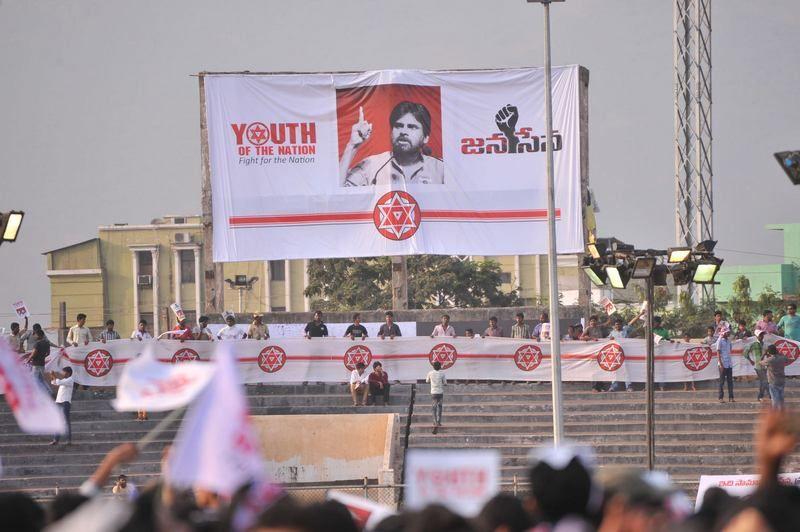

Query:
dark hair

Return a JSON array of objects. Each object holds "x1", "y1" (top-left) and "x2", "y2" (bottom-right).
[
  {"x1": 373, "y1": 361, "x2": 382, "y2": 369},
  {"x1": 614, "y1": 319, "x2": 623, "y2": 326},
  {"x1": 432, "y1": 361, "x2": 442, "y2": 370},
  {"x1": 35, "y1": 329, "x2": 45, "y2": 338},
  {"x1": 385, "y1": 311, "x2": 394, "y2": 318},
  {"x1": 353, "y1": 313, "x2": 361, "y2": 320},
  {"x1": 106, "y1": 319, "x2": 114, "y2": 326},
  {"x1": 764, "y1": 309, "x2": 773, "y2": 316},
  {"x1": 528, "y1": 457, "x2": 595, "y2": 523},
  {"x1": 10, "y1": 322, "x2": 19, "y2": 329},
  {"x1": 589, "y1": 315, "x2": 599, "y2": 322},
  {"x1": 76, "y1": 313, "x2": 86, "y2": 321},
  {"x1": 738, "y1": 319, "x2": 747, "y2": 326},
  {"x1": 540, "y1": 312, "x2": 549, "y2": 320},
  {"x1": 0, "y1": 492, "x2": 45, "y2": 532},
  {"x1": 789, "y1": 304, "x2": 797, "y2": 310},
  {"x1": 767, "y1": 344, "x2": 778, "y2": 355},
  {"x1": 489, "y1": 316, "x2": 498, "y2": 322},
  {"x1": 407, "y1": 504, "x2": 472, "y2": 532},
  {"x1": 442, "y1": 314, "x2": 450, "y2": 320},
  {"x1": 389, "y1": 101, "x2": 432, "y2": 138},
  {"x1": 32, "y1": 323, "x2": 42, "y2": 332},
  {"x1": 138, "y1": 319, "x2": 148, "y2": 325},
  {"x1": 653, "y1": 316, "x2": 662, "y2": 324},
  {"x1": 516, "y1": 312, "x2": 524, "y2": 319},
  {"x1": 314, "y1": 310, "x2": 322, "y2": 315},
  {"x1": 714, "y1": 310, "x2": 723, "y2": 317},
  {"x1": 356, "y1": 362, "x2": 366, "y2": 369},
  {"x1": 199, "y1": 316, "x2": 209, "y2": 323},
  {"x1": 118, "y1": 474, "x2": 127, "y2": 480},
  {"x1": 63, "y1": 367, "x2": 73, "y2": 376},
  {"x1": 476, "y1": 493, "x2": 532, "y2": 532},
  {"x1": 465, "y1": 328, "x2": 474, "y2": 335}
]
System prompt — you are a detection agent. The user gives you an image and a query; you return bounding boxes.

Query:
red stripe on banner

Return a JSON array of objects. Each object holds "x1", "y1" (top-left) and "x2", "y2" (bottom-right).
[
  {"x1": 63, "y1": 355, "x2": 131, "y2": 365},
  {"x1": 229, "y1": 209, "x2": 560, "y2": 227}
]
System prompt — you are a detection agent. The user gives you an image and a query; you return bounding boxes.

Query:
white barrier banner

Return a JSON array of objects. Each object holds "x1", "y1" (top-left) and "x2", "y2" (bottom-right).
[
  {"x1": 206, "y1": 67, "x2": 584, "y2": 261},
  {"x1": 695, "y1": 473, "x2": 800, "y2": 509},
  {"x1": 54, "y1": 335, "x2": 800, "y2": 386}
]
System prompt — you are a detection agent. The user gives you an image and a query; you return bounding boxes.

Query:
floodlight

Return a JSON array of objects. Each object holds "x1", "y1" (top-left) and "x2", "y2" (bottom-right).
[
  {"x1": 667, "y1": 247, "x2": 692, "y2": 263},
  {"x1": 693, "y1": 258, "x2": 723, "y2": 284},
  {"x1": 605, "y1": 263, "x2": 631, "y2": 289},
  {"x1": 694, "y1": 240, "x2": 717, "y2": 254},
  {"x1": 612, "y1": 241, "x2": 635, "y2": 255},
  {"x1": 631, "y1": 257, "x2": 656, "y2": 278},
  {"x1": 774, "y1": 151, "x2": 800, "y2": 185},
  {"x1": 652, "y1": 265, "x2": 669, "y2": 286},
  {"x1": 587, "y1": 238, "x2": 610, "y2": 260},
  {"x1": 669, "y1": 262, "x2": 697, "y2": 285},
  {"x1": 582, "y1": 264, "x2": 607, "y2": 287},
  {"x1": 0, "y1": 211, "x2": 24, "y2": 243}
]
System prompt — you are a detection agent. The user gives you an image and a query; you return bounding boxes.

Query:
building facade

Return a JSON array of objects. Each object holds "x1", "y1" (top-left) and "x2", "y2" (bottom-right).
[{"x1": 45, "y1": 215, "x2": 586, "y2": 335}]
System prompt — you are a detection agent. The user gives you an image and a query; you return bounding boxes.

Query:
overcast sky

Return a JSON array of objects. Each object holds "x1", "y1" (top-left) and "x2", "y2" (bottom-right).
[{"x1": 1, "y1": 0, "x2": 798, "y2": 326}]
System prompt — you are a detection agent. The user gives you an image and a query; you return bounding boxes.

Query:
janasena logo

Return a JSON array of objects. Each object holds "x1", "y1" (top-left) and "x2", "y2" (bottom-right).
[{"x1": 461, "y1": 105, "x2": 563, "y2": 155}]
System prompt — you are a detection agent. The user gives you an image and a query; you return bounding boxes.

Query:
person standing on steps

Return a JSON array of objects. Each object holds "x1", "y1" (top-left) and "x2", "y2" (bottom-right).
[
  {"x1": 744, "y1": 330, "x2": 769, "y2": 402},
  {"x1": 715, "y1": 329, "x2": 735, "y2": 403},
  {"x1": 48, "y1": 367, "x2": 74, "y2": 446},
  {"x1": 426, "y1": 361, "x2": 447, "y2": 434}
]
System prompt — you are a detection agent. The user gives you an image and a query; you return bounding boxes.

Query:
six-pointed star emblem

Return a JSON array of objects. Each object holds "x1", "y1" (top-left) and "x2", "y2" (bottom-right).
[{"x1": 373, "y1": 191, "x2": 421, "y2": 240}]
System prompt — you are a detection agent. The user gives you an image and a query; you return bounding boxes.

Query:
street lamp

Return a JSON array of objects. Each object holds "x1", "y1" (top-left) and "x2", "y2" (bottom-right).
[
  {"x1": 224, "y1": 275, "x2": 259, "y2": 313},
  {"x1": 0, "y1": 211, "x2": 24, "y2": 244},
  {"x1": 582, "y1": 238, "x2": 722, "y2": 470},
  {"x1": 527, "y1": 0, "x2": 566, "y2": 445}
]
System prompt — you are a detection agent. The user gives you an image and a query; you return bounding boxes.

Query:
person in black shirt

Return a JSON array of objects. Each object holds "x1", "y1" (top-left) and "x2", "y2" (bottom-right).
[
  {"x1": 25, "y1": 329, "x2": 52, "y2": 394},
  {"x1": 344, "y1": 313, "x2": 368, "y2": 340},
  {"x1": 378, "y1": 311, "x2": 402, "y2": 339},
  {"x1": 304, "y1": 310, "x2": 329, "y2": 339}
]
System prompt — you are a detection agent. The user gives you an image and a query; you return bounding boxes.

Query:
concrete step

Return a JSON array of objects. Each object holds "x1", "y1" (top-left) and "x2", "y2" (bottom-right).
[
  {"x1": 0, "y1": 460, "x2": 162, "y2": 479},
  {"x1": 0, "y1": 471, "x2": 160, "y2": 492}
]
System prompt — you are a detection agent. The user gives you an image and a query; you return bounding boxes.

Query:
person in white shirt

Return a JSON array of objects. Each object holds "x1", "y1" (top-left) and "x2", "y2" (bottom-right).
[
  {"x1": 430, "y1": 314, "x2": 456, "y2": 338},
  {"x1": 349, "y1": 362, "x2": 369, "y2": 406},
  {"x1": 111, "y1": 474, "x2": 138, "y2": 501},
  {"x1": 426, "y1": 361, "x2": 447, "y2": 434},
  {"x1": 66, "y1": 313, "x2": 93, "y2": 346},
  {"x1": 49, "y1": 367, "x2": 74, "y2": 445},
  {"x1": 130, "y1": 319, "x2": 153, "y2": 341},
  {"x1": 217, "y1": 315, "x2": 246, "y2": 340}
]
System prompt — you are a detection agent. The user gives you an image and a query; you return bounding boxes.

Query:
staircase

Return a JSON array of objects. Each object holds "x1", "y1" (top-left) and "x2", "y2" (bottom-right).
[
  {"x1": 0, "y1": 380, "x2": 795, "y2": 500},
  {"x1": 409, "y1": 381, "x2": 800, "y2": 496}
]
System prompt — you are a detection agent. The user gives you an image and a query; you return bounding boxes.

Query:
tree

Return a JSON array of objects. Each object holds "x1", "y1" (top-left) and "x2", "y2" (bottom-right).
[
  {"x1": 756, "y1": 285, "x2": 783, "y2": 315},
  {"x1": 304, "y1": 256, "x2": 519, "y2": 310},
  {"x1": 726, "y1": 275, "x2": 755, "y2": 323},
  {"x1": 407, "y1": 256, "x2": 520, "y2": 309},
  {"x1": 304, "y1": 258, "x2": 391, "y2": 311}
]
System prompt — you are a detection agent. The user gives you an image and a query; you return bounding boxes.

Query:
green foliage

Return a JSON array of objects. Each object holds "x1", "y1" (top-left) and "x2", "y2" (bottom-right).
[
  {"x1": 304, "y1": 256, "x2": 519, "y2": 311},
  {"x1": 726, "y1": 275, "x2": 755, "y2": 323},
  {"x1": 756, "y1": 285, "x2": 783, "y2": 315}
]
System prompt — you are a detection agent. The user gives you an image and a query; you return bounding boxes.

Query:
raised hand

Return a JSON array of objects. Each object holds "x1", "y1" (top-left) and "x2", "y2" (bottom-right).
[
  {"x1": 495, "y1": 104, "x2": 520, "y2": 153},
  {"x1": 349, "y1": 106, "x2": 372, "y2": 148}
]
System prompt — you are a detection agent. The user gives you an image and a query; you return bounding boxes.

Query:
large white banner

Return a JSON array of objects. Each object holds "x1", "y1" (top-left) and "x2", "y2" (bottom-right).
[
  {"x1": 205, "y1": 67, "x2": 584, "y2": 261},
  {"x1": 53, "y1": 335, "x2": 800, "y2": 386}
]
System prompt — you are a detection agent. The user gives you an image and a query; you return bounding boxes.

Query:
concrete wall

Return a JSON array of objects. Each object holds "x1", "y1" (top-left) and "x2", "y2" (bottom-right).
[{"x1": 251, "y1": 414, "x2": 398, "y2": 484}]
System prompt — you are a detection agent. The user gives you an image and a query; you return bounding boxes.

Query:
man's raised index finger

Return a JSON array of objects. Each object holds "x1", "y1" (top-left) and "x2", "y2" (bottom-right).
[{"x1": 358, "y1": 105, "x2": 364, "y2": 122}]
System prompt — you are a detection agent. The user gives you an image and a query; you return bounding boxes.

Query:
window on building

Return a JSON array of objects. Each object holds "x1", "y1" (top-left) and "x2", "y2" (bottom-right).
[
  {"x1": 138, "y1": 251, "x2": 153, "y2": 276},
  {"x1": 272, "y1": 306, "x2": 286, "y2": 312},
  {"x1": 270, "y1": 260, "x2": 286, "y2": 281},
  {"x1": 180, "y1": 250, "x2": 195, "y2": 283},
  {"x1": 500, "y1": 272, "x2": 512, "y2": 284}
]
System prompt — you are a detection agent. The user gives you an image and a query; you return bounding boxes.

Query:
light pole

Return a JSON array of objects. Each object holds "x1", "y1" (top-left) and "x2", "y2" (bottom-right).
[
  {"x1": 225, "y1": 276, "x2": 259, "y2": 313},
  {"x1": 528, "y1": 0, "x2": 566, "y2": 444}
]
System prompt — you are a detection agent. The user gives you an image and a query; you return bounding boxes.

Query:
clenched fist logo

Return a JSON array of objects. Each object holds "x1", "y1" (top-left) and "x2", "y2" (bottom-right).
[
  {"x1": 495, "y1": 104, "x2": 520, "y2": 153},
  {"x1": 350, "y1": 106, "x2": 373, "y2": 148}
]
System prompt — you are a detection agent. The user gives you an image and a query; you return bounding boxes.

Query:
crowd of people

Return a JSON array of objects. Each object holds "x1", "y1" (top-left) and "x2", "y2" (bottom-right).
[{"x1": 2, "y1": 405, "x2": 799, "y2": 532}]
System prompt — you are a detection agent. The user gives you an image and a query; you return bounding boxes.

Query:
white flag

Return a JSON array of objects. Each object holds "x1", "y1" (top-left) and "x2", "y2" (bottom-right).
[
  {"x1": 0, "y1": 341, "x2": 66, "y2": 434},
  {"x1": 112, "y1": 344, "x2": 215, "y2": 412},
  {"x1": 165, "y1": 341, "x2": 265, "y2": 496}
]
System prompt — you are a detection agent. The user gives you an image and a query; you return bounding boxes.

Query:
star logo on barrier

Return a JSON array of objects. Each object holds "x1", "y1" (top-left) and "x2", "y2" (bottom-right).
[
  {"x1": 774, "y1": 339, "x2": 799, "y2": 365},
  {"x1": 344, "y1": 345, "x2": 373, "y2": 371},
  {"x1": 258, "y1": 346, "x2": 287, "y2": 373},
  {"x1": 514, "y1": 344, "x2": 543, "y2": 372},
  {"x1": 246, "y1": 122, "x2": 269, "y2": 145},
  {"x1": 372, "y1": 191, "x2": 421, "y2": 241},
  {"x1": 84, "y1": 349, "x2": 113, "y2": 378},
  {"x1": 683, "y1": 346, "x2": 712, "y2": 371},
  {"x1": 429, "y1": 343, "x2": 458, "y2": 370},
  {"x1": 597, "y1": 343, "x2": 624, "y2": 372},
  {"x1": 172, "y1": 348, "x2": 200, "y2": 364}
]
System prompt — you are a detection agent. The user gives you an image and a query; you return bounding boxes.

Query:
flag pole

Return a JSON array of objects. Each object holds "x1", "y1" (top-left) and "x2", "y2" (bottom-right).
[{"x1": 136, "y1": 406, "x2": 186, "y2": 450}]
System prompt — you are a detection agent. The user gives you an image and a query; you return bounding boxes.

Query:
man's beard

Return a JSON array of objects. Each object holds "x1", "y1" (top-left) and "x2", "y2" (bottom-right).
[{"x1": 392, "y1": 137, "x2": 422, "y2": 158}]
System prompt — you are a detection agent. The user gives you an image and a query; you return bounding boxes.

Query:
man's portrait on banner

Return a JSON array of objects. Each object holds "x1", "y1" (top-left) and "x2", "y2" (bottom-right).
[{"x1": 336, "y1": 84, "x2": 443, "y2": 187}]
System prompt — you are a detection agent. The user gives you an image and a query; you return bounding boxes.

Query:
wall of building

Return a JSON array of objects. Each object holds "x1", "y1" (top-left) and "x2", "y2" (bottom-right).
[{"x1": 715, "y1": 264, "x2": 799, "y2": 302}]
